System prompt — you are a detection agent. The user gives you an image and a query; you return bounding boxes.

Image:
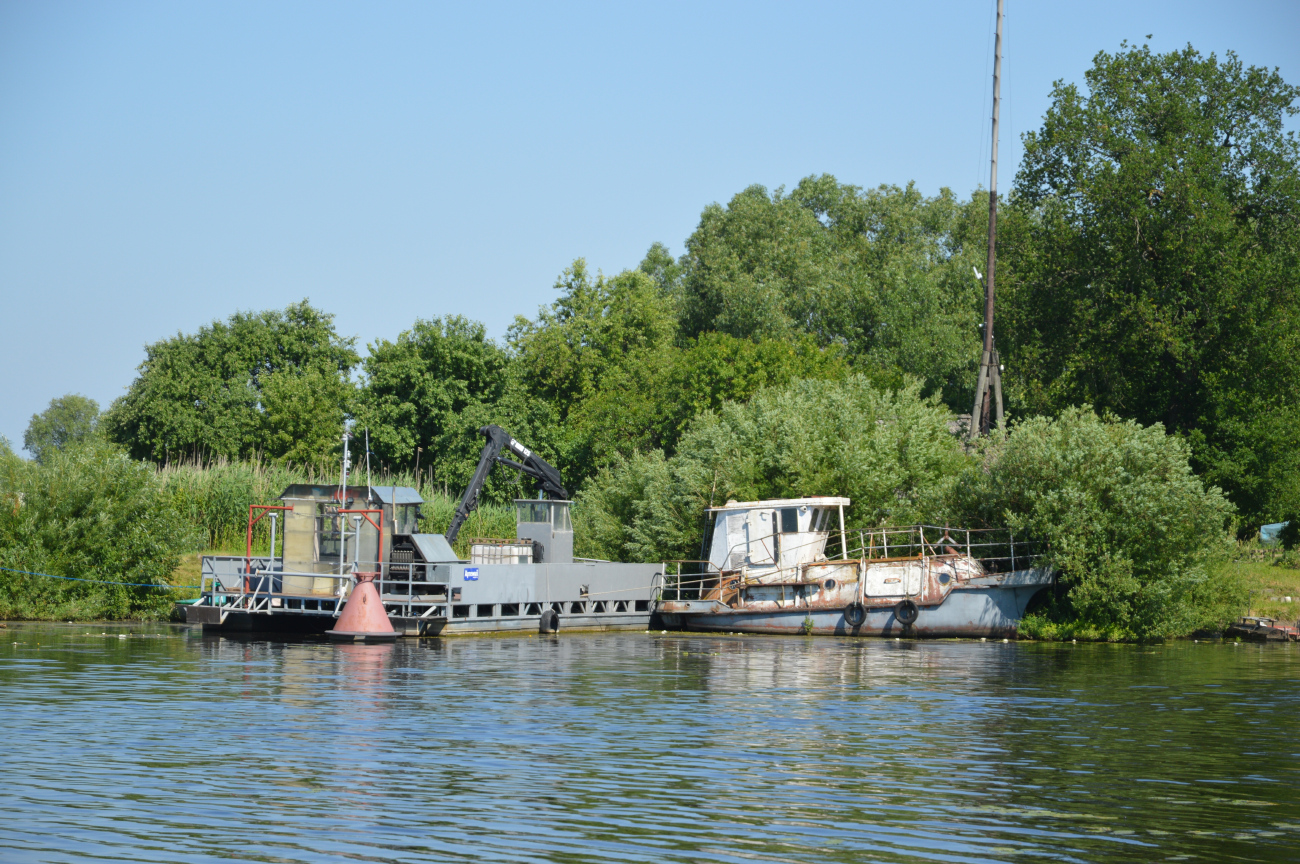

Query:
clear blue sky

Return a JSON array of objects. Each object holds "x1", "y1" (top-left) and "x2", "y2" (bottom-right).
[{"x1": 2, "y1": 0, "x2": 1297, "y2": 452}]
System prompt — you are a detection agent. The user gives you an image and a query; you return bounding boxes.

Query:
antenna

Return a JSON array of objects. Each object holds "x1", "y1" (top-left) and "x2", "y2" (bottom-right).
[{"x1": 970, "y1": 0, "x2": 1005, "y2": 440}]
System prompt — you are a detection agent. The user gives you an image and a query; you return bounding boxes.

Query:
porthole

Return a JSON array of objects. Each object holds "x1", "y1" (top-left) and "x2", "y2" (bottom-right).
[
  {"x1": 938, "y1": 571, "x2": 951, "y2": 585},
  {"x1": 824, "y1": 578, "x2": 837, "y2": 591}
]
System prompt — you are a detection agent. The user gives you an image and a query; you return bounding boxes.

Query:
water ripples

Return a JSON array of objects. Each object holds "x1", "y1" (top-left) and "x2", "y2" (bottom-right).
[{"x1": 2, "y1": 624, "x2": 1298, "y2": 862}]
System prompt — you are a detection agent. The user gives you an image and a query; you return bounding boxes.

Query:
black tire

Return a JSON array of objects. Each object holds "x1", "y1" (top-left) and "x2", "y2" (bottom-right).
[
  {"x1": 844, "y1": 602, "x2": 866, "y2": 627},
  {"x1": 894, "y1": 599, "x2": 920, "y2": 626},
  {"x1": 539, "y1": 609, "x2": 560, "y2": 634}
]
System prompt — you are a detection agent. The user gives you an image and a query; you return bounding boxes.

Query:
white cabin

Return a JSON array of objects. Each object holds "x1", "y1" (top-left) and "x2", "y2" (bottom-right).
[{"x1": 706, "y1": 497, "x2": 850, "y2": 575}]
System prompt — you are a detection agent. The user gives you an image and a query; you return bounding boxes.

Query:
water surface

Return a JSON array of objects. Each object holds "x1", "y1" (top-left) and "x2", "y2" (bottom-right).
[{"x1": 2, "y1": 624, "x2": 1298, "y2": 863}]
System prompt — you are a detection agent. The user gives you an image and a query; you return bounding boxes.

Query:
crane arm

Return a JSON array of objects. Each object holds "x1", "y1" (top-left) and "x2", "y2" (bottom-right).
[{"x1": 445, "y1": 425, "x2": 568, "y2": 543}]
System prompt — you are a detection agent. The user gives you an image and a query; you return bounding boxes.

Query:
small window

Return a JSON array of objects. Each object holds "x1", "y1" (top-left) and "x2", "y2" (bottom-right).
[
  {"x1": 553, "y1": 503, "x2": 572, "y2": 532},
  {"x1": 394, "y1": 504, "x2": 419, "y2": 535},
  {"x1": 780, "y1": 508, "x2": 799, "y2": 534},
  {"x1": 315, "y1": 504, "x2": 343, "y2": 561},
  {"x1": 517, "y1": 501, "x2": 550, "y2": 524}
]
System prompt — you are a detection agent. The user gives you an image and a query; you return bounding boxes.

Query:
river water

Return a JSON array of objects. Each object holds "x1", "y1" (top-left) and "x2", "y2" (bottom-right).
[{"x1": 1, "y1": 623, "x2": 1298, "y2": 863}]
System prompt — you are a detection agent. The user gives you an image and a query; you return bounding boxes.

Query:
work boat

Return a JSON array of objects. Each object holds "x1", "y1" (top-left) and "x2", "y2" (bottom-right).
[
  {"x1": 184, "y1": 485, "x2": 661, "y2": 637},
  {"x1": 654, "y1": 497, "x2": 1053, "y2": 638},
  {"x1": 186, "y1": 425, "x2": 662, "y2": 637}
]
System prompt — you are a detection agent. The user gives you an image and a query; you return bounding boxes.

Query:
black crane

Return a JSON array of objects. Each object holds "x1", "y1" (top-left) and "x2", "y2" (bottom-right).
[{"x1": 445, "y1": 425, "x2": 568, "y2": 543}]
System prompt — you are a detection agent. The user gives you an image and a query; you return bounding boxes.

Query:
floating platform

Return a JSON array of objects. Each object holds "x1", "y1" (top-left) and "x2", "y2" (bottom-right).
[{"x1": 185, "y1": 486, "x2": 662, "y2": 637}]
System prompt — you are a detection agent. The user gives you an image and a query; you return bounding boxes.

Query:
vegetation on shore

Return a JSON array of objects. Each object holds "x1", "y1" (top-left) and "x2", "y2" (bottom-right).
[{"x1": 3, "y1": 42, "x2": 1299, "y2": 638}]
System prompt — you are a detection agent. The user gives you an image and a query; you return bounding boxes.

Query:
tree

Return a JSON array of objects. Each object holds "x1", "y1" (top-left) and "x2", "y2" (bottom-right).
[
  {"x1": 0, "y1": 438, "x2": 198, "y2": 620},
  {"x1": 577, "y1": 375, "x2": 968, "y2": 562},
  {"x1": 1004, "y1": 42, "x2": 1300, "y2": 531},
  {"x1": 24, "y1": 394, "x2": 100, "y2": 462},
  {"x1": 952, "y1": 408, "x2": 1239, "y2": 639},
  {"x1": 355, "y1": 315, "x2": 512, "y2": 483},
  {"x1": 103, "y1": 301, "x2": 358, "y2": 464},
  {"x1": 509, "y1": 259, "x2": 678, "y2": 413},
  {"x1": 508, "y1": 259, "x2": 680, "y2": 485},
  {"x1": 678, "y1": 176, "x2": 987, "y2": 407}
]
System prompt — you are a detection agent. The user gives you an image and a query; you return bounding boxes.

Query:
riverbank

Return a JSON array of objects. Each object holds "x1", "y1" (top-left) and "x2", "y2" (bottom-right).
[{"x1": 1231, "y1": 553, "x2": 1300, "y2": 621}]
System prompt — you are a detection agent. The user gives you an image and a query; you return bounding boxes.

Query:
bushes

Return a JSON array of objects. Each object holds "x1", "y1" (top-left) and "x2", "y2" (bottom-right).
[
  {"x1": 953, "y1": 408, "x2": 1241, "y2": 640},
  {"x1": 577, "y1": 375, "x2": 968, "y2": 562},
  {"x1": 0, "y1": 440, "x2": 199, "y2": 620}
]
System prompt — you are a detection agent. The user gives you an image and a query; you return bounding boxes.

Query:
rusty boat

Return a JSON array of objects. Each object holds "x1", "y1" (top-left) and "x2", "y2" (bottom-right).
[{"x1": 655, "y1": 497, "x2": 1053, "y2": 638}]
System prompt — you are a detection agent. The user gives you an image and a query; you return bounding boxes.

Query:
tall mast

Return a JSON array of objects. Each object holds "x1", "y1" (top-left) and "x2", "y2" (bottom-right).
[{"x1": 971, "y1": 0, "x2": 1005, "y2": 439}]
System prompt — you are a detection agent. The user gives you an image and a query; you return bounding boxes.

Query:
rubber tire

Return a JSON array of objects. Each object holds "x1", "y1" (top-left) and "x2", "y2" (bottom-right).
[
  {"x1": 894, "y1": 599, "x2": 920, "y2": 626},
  {"x1": 844, "y1": 602, "x2": 866, "y2": 628},
  {"x1": 539, "y1": 609, "x2": 560, "y2": 634}
]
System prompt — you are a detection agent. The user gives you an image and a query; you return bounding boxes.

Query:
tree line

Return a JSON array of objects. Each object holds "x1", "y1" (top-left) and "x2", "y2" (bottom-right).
[{"x1": 6, "y1": 42, "x2": 1299, "y2": 636}]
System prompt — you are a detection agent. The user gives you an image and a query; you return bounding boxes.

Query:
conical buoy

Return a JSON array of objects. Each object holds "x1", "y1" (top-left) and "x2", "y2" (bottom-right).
[{"x1": 328, "y1": 573, "x2": 397, "y2": 643}]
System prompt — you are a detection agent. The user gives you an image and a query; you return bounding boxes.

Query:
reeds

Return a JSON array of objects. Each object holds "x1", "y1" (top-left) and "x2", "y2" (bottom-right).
[{"x1": 157, "y1": 457, "x2": 516, "y2": 557}]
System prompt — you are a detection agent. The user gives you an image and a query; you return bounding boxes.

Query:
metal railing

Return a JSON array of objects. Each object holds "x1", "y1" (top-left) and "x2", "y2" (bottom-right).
[
  {"x1": 655, "y1": 525, "x2": 1045, "y2": 602},
  {"x1": 848, "y1": 525, "x2": 1043, "y2": 574},
  {"x1": 197, "y1": 556, "x2": 454, "y2": 620}
]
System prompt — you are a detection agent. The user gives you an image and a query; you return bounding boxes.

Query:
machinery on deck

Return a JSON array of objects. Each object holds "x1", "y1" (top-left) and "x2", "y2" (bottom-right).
[
  {"x1": 447, "y1": 425, "x2": 568, "y2": 543},
  {"x1": 185, "y1": 425, "x2": 661, "y2": 637}
]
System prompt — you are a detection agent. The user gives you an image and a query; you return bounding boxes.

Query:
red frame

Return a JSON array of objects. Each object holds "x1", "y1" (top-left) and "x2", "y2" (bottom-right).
[{"x1": 245, "y1": 504, "x2": 294, "y2": 574}]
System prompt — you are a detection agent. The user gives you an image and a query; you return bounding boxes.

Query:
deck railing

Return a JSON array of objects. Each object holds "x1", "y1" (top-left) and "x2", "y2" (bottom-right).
[{"x1": 655, "y1": 525, "x2": 1045, "y2": 603}]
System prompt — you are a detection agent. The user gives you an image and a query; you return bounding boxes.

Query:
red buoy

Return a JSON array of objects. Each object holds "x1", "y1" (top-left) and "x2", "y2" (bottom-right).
[{"x1": 327, "y1": 573, "x2": 397, "y2": 642}]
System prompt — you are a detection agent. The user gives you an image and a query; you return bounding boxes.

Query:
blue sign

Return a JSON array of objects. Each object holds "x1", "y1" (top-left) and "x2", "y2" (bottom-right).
[{"x1": 463, "y1": 568, "x2": 479, "y2": 582}]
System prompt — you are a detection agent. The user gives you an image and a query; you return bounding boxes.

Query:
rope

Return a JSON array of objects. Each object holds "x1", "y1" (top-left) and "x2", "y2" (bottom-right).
[{"x1": 0, "y1": 565, "x2": 200, "y2": 590}]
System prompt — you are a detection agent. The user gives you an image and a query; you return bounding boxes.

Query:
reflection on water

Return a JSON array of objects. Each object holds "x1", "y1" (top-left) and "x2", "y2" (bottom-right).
[{"x1": 1, "y1": 625, "x2": 1298, "y2": 863}]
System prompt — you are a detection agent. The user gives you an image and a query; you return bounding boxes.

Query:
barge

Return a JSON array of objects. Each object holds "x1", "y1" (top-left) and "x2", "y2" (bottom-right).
[
  {"x1": 185, "y1": 491, "x2": 661, "y2": 637},
  {"x1": 655, "y1": 497, "x2": 1053, "y2": 638},
  {"x1": 187, "y1": 425, "x2": 663, "y2": 637}
]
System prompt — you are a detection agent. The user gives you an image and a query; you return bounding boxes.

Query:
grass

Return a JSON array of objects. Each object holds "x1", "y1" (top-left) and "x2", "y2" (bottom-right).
[{"x1": 1221, "y1": 552, "x2": 1300, "y2": 624}]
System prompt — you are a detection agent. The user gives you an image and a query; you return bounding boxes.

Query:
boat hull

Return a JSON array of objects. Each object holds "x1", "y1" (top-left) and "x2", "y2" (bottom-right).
[{"x1": 657, "y1": 583, "x2": 1047, "y2": 638}]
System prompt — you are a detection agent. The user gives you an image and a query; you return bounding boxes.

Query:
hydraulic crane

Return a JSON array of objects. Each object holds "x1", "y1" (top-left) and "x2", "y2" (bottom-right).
[{"x1": 445, "y1": 425, "x2": 568, "y2": 543}]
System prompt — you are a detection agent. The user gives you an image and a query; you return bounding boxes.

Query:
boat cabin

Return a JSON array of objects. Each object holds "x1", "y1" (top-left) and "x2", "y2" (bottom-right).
[
  {"x1": 276, "y1": 484, "x2": 428, "y2": 574},
  {"x1": 705, "y1": 497, "x2": 850, "y2": 575}
]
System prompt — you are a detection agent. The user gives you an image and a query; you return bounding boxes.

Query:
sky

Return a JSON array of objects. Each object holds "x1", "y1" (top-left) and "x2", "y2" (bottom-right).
[{"x1": 2, "y1": 0, "x2": 1298, "y2": 452}]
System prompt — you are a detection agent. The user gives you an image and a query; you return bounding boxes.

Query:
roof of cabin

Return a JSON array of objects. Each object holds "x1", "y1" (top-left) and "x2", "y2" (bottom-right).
[
  {"x1": 278, "y1": 484, "x2": 423, "y2": 504},
  {"x1": 372, "y1": 486, "x2": 423, "y2": 504},
  {"x1": 707, "y1": 496, "x2": 850, "y2": 512}
]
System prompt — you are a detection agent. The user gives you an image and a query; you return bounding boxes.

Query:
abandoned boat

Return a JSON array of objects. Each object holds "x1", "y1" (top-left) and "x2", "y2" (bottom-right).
[{"x1": 654, "y1": 497, "x2": 1053, "y2": 638}]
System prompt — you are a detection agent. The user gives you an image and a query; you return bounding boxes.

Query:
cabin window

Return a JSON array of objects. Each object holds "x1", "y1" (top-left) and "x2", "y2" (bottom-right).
[
  {"x1": 315, "y1": 504, "x2": 342, "y2": 561},
  {"x1": 780, "y1": 508, "x2": 799, "y2": 534},
  {"x1": 553, "y1": 504, "x2": 572, "y2": 532},
  {"x1": 517, "y1": 501, "x2": 551, "y2": 524},
  {"x1": 394, "y1": 504, "x2": 419, "y2": 535}
]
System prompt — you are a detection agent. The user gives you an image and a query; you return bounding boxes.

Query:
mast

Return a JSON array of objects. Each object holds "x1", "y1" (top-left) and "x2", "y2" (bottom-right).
[{"x1": 970, "y1": 0, "x2": 1005, "y2": 440}]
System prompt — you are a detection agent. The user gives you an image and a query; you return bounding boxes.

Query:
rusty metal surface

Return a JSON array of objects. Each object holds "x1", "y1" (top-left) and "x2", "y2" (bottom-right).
[{"x1": 658, "y1": 581, "x2": 1048, "y2": 637}]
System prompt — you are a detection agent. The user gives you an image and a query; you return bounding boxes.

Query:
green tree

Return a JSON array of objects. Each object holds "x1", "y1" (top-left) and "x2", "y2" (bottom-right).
[
  {"x1": 509, "y1": 259, "x2": 678, "y2": 412},
  {"x1": 508, "y1": 259, "x2": 680, "y2": 484},
  {"x1": 24, "y1": 394, "x2": 100, "y2": 462},
  {"x1": 356, "y1": 315, "x2": 510, "y2": 473},
  {"x1": 0, "y1": 439, "x2": 199, "y2": 619},
  {"x1": 578, "y1": 375, "x2": 967, "y2": 562},
  {"x1": 678, "y1": 176, "x2": 986, "y2": 406},
  {"x1": 103, "y1": 301, "x2": 358, "y2": 464},
  {"x1": 952, "y1": 408, "x2": 1240, "y2": 639},
  {"x1": 1004, "y1": 42, "x2": 1300, "y2": 531}
]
